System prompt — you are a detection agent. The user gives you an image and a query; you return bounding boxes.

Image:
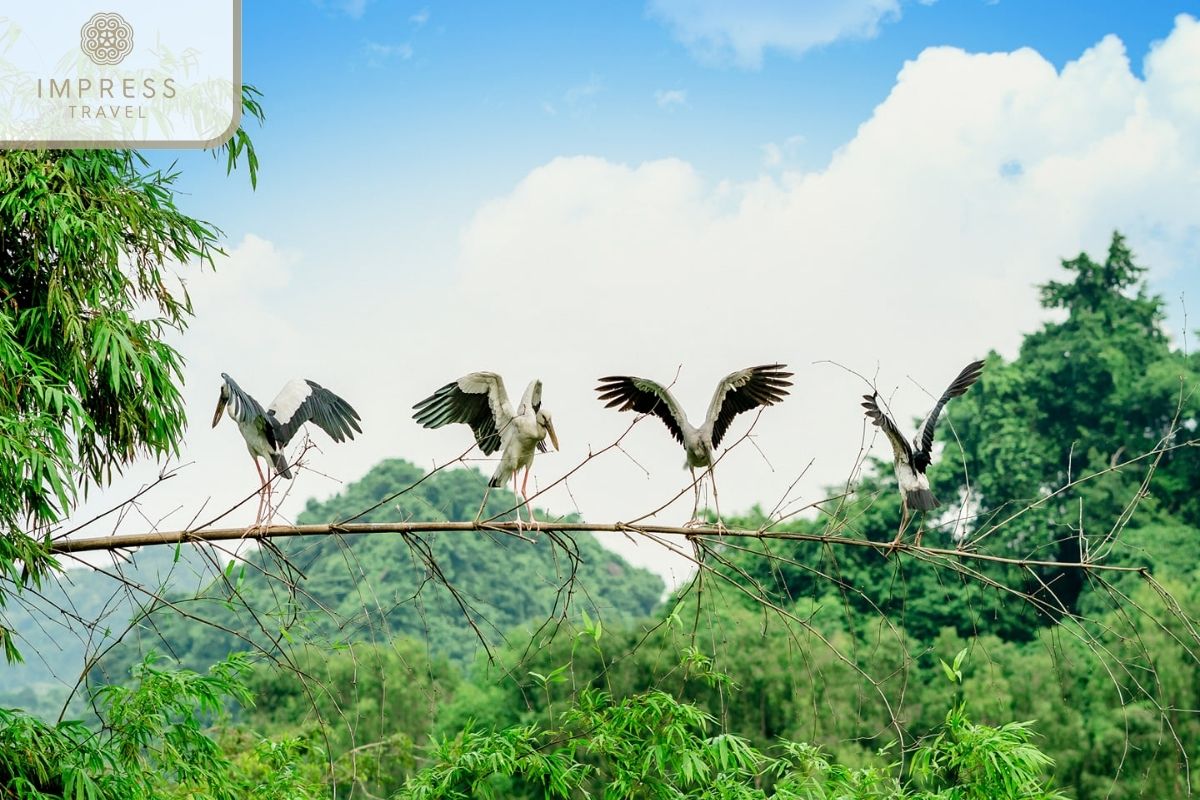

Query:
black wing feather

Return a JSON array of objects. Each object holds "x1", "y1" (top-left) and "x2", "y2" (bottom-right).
[
  {"x1": 412, "y1": 381, "x2": 503, "y2": 455},
  {"x1": 707, "y1": 364, "x2": 793, "y2": 449},
  {"x1": 595, "y1": 376, "x2": 687, "y2": 445},
  {"x1": 862, "y1": 393, "x2": 915, "y2": 464},
  {"x1": 911, "y1": 359, "x2": 984, "y2": 470}
]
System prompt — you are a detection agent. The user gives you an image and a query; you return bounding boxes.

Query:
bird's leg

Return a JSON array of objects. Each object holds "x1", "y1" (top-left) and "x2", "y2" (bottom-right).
[
  {"x1": 520, "y1": 468, "x2": 540, "y2": 530},
  {"x1": 684, "y1": 467, "x2": 703, "y2": 528},
  {"x1": 513, "y1": 472, "x2": 526, "y2": 531},
  {"x1": 521, "y1": 467, "x2": 532, "y2": 518},
  {"x1": 709, "y1": 468, "x2": 728, "y2": 534},
  {"x1": 252, "y1": 456, "x2": 267, "y2": 529},
  {"x1": 913, "y1": 514, "x2": 926, "y2": 548},
  {"x1": 264, "y1": 471, "x2": 276, "y2": 526}
]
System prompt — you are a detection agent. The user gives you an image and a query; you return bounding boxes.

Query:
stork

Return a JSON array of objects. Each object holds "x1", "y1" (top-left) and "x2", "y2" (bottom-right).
[
  {"x1": 861, "y1": 358, "x2": 984, "y2": 547},
  {"x1": 212, "y1": 373, "x2": 362, "y2": 526},
  {"x1": 595, "y1": 364, "x2": 792, "y2": 526},
  {"x1": 412, "y1": 372, "x2": 559, "y2": 525}
]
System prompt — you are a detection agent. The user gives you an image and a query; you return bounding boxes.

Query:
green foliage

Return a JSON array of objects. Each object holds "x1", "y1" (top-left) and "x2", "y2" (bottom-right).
[
  {"x1": 0, "y1": 87, "x2": 264, "y2": 660},
  {"x1": 0, "y1": 544, "x2": 215, "y2": 710},
  {"x1": 0, "y1": 653, "x2": 320, "y2": 800},
  {"x1": 712, "y1": 232, "x2": 1199, "y2": 643},
  {"x1": 402, "y1": 653, "x2": 1062, "y2": 800},
  {"x1": 436, "y1": 549, "x2": 1199, "y2": 799},
  {"x1": 97, "y1": 459, "x2": 663, "y2": 676},
  {"x1": 229, "y1": 736, "x2": 325, "y2": 800},
  {"x1": 242, "y1": 639, "x2": 457, "y2": 798},
  {"x1": 954, "y1": 233, "x2": 1198, "y2": 610},
  {"x1": 215, "y1": 86, "x2": 266, "y2": 189},
  {"x1": 911, "y1": 706, "x2": 1065, "y2": 800}
]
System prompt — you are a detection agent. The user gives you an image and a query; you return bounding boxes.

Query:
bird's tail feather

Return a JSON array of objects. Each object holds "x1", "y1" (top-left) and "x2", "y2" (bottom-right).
[
  {"x1": 488, "y1": 465, "x2": 512, "y2": 489},
  {"x1": 272, "y1": 452, "x2": 293, "y2": 480},
  {"x1": 907, "y1": 488, "x2": 939, "y2": 511}
]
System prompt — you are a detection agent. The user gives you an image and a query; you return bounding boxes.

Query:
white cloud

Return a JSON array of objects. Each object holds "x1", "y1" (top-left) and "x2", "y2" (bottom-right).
[
  {"x1": 655, "y1": 88, "x2": 688, "y2": 109},
  {"x1": 65, "y1": 17, "x2": 1200, "y2": 591},
  {"x1": 565, "y1": 75, "x2": 603, "y2": 106},
  {"x1": 556, "y1": 75, "x2": 605, "y2": 117},
  {"x1": 761, "y1": 133, "x2": 805, "y2": 167},
  {"x1": 410, "y1": 8, "x2": 430, "y2": 26},
  {"x1": 363, "y1": 41, "x2": 414, "y2": 65},
  {"x1": 449, "y1": 16, "x2": 1200, "y2": 579},
  {"x1": 317, "y1": 0, "x2": 373, "y2": 19},
  {"x1": 649, "y1": 0, "x2": 902, "y2": 67}
]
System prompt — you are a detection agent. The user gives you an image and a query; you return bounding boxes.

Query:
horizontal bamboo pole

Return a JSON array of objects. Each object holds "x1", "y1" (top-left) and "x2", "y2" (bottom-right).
[{"x1": 48, "y1": 521, "x2": 1149, "y2": 574}]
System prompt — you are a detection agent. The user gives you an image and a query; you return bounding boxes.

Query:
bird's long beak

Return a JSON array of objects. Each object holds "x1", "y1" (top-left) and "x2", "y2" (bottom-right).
[
  {"x1": 212, "y1": 394, "x2": 227, "y2": 428},
  {"x1": 546, "y1": 420, "x2": 560, "y2": 452}
]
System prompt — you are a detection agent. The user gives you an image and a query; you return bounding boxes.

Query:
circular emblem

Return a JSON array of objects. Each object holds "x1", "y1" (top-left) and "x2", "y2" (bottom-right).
[{"x1": 80, "y1": 12, "x2": 134, "y2": 66}]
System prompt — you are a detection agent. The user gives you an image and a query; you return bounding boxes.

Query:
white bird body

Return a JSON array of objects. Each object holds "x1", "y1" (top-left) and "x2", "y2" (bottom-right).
[
  {"x1": 493, "y1": 405, "x2": 553, "y2": 488},
  {"x1": 683, "y1": 432, "x2": 714, "y2": 470},
  {"x1": 235, "y1": 416, "x2": 273, "y2": 461},
  {"x1": 596, "y1": 364, "x2": 793, "y2": 523},
  {"x1": 597, "y1": 365, "x2": 792, "y2": 468},
  {"x1": 215, "y1": 373, "x2": 362, "y2": 479},
  {"x1": 893, "y1": 457, "x2": 932, "y2": 497},
  {"x1": 413, "y1": 372, "x2": 559, "y2": 519},
  {"x1": 213, "y1": 373, "x2": 362, "y2": 525}
]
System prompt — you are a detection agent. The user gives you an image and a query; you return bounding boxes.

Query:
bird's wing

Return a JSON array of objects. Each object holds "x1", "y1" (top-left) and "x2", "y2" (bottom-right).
[
  {"x1": 862, "y1": 393, "x2": 914, "y2": 464},
  {"x1": 219, "y1": 374, "x2": 269, "y2": 426},
  {"x1": 268, "y1": 379, "x2": 363, "y2": 447},
  {"x1": 911, "y1": 359, "x2": 985, "y2": 470},
  {"x1": 703, "y1": 364, "x2": 793, "y2": 449},
  {"x1": 595, "y1": 375, "x2": 689, "y2": 445},
  {"x1": 412, "y1": 372, "x2": 511, "y2": 455},
  {"x1": 518, "y1": 379, "x2": 542, "y2": 413}
]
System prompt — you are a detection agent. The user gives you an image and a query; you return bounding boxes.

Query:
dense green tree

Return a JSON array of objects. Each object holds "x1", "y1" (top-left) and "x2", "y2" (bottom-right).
[
  {"x1": 946, "y1": 233, "x2": 1199, "y2": 611},
  {"x1": 0, "y1": 87, "x2": 265, "y2": 660},
  {"x1": 404, "y1": 648, "x2": 1065, "y2": 800},
  {"x1": 715, "y1": 233, "x2": 1198, "y2": 641},
  {"x1": 1, "y1": 653, "x2": 321, "y2": 799},
  {"x1": 243, "y1": 639, "x2": 457, "y2": 798},
  {"x1": 96, "y1": 460, "x2": 664, "y2": 677},
  {"x1": 0, "y1": 86, "x2": 281, "y2": 798}
]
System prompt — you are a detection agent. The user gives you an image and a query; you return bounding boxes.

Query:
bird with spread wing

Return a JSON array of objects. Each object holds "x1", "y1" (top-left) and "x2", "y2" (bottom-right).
[
  {"x1": 596, "y1": 364, "x2": 792, "y2": 526},
  {"x1": 213, "y1": 374, "x2": 362, "y2": 526},
  {"x1": 412, "y1": 372, "x2": 559, "y2": 525},
  {"x1": 861, "y1": 359, "x2": 984, "y2": 546}
]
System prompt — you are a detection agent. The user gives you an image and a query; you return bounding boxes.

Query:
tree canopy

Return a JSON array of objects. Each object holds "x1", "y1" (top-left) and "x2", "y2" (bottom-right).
[{"x1": 0, "y1": 87, "x2": 265, "y2": 661}]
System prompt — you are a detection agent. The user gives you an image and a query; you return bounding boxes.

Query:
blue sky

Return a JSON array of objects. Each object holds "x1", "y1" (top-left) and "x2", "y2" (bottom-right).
[
  {"x1": 183, "y1": 1, "x2": 1191, "y2": 216},
  {"x1": 105, "y1": 1, "x2": 1200, "y2": 583},
  {"x1": 167, "y1": 1, "x2": 1199, "y2": 317}
]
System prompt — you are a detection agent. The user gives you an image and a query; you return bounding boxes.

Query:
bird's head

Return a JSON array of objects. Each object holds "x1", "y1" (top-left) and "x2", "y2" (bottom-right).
[
  {"x1": 212, "y1": 375, "x2": 232, "y2": 428},
  {"x1": 536, "y1": 408, "x2": 559, "y2": 452}
]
